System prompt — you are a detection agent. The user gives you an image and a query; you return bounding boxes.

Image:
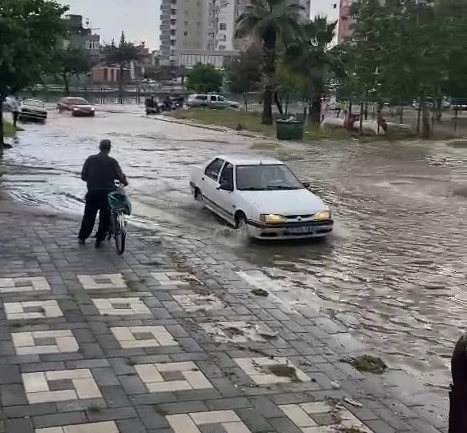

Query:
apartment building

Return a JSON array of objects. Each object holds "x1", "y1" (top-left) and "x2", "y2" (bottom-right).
[
  {"x1": 159, "y1": 0, "x2": 310, "y2": 67},
  {"x1": 63, "y1": 14, "x2": 100, "y2": 60},
  {"x1": 337, "y1": 0, "x2": 354, "y2": 43}
]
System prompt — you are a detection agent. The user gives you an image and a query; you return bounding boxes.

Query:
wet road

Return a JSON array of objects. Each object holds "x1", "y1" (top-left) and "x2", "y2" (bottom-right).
[{"x1": 2, "y1": 107, "x2": 467, "y2": 389}]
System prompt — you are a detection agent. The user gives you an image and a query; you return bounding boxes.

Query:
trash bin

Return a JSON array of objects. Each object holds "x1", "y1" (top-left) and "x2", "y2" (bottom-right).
[{"x1": 276, "y1": 119, "x2": 304, "y2": 140}]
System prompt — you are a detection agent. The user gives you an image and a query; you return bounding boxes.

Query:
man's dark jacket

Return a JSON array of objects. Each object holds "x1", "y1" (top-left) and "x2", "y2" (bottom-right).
[{"x1": 81, "y1": 152, "x2": 128, "y2": 192}]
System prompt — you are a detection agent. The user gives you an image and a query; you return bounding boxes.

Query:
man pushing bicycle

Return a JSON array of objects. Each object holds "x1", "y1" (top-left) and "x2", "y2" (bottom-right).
[{"x1": 78, "y1": 139, "x2": 128, "y2": 248}]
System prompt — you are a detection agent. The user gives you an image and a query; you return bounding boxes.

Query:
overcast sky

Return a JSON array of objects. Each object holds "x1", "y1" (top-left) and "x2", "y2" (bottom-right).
[{"x1": 58, "y1": 0, "x2": 339, "y2": 49}]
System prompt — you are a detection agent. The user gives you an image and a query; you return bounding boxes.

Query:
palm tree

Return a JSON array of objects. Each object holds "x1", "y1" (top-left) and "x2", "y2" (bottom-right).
[
  {"x1": 236, "y1": 0, "x2": 304, "y2": 125},
  {"x1": 287, "y1": 16, "x2": 342, "y2": 124},
  {"x1": 103, "y1": 32, "x2": 139, "y2": 104}
]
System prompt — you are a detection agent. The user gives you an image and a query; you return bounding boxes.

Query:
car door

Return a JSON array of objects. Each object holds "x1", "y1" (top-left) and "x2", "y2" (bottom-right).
[
  {"x1": 214, "y1": 162, "x2": 236, "y2": 223},
  {"x1": 209, "y1": 95, "x2": 218, "y2": 108},
  {"x1": 201, "y1": 158, "x2": 224, "y2": 211},
  {"x1": 217, "y1": 95, "x2": 228, "y2": 108}
]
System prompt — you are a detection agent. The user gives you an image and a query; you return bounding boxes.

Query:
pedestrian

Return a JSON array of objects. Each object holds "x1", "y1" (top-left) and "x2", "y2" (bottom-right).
[
  {"x1": 78, "y1": 139, "x2": 128, "y2": 248},
  {"x1": 11, "y1": 96, "x2": 21, "y2": 128}
]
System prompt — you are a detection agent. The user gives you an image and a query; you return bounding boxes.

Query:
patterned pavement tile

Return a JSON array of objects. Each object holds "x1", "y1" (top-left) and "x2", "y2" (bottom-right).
[
  {"x1": 92, "y1": 298, "x2": 151, "y2": 316},
  {"x1": 5, "y1": 300, "x2": 63, "y2": 320},
  {"x1": 12, "y1": 330, "x2": 79, "y2": 355},
  {"x1": 279, "y1": 402, "x2": 374, "y2": 432},
  {"x1": 135, "y1": 361, "x2": 213, "y2": 392},
  {"x1": 35, "y1": 421, "x2": 119, "y2": 433},
  {"x1": 78, "y1": 274, "x2": 127, "y2": 290},
  {"x1": 167, "y1": 410, "x2": 252, "y2": 433},
  {"x1": 234, "y1": 357, "x2": 310, "y2": 385},
  {"x1": 111, "y1": 325, "x2": 179, "y2": 348},
  {"x1": 151, "y1": 271, "x2": 203, "y2": 287},
  {"x1": 22, "y1": 368, "x2": 102, "y2": 404},
  {"x1": 0, "y1": 276, "x2": 51, "y2": 293}
]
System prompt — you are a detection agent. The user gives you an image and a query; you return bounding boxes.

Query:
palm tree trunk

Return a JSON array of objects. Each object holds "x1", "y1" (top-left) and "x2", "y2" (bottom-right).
[
  {"x1": 261, "y1": 40, "x2": 275, "y2": 125},
  {"x1": 310, "y1": 94, "x2": 321, "y2": 124},
  {"x1": 274, "y1": 92, "x2": 283, "y2": 117},
  {"x1": 63, "y1": 73, "x2": 70, "y2": 96}
]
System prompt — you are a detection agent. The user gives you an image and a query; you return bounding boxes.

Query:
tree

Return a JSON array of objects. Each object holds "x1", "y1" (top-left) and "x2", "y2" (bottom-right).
[
  {"x1": 342, "y1": 0, "x2": 456, "y2": 138},
  {"x1": 58, "y1": 48, "x2": 91, "y2": 95},
  {"x1": 225, "y1": 46, "x2": 262, "y2": 111},
  {"x1": 287, "y1": 17, "x2": 341, "y2": 123},
  {"x1": 103, "y1": 32, "x2": 139, "y2": 104},
  {"x1": 186, "y1": 63, "x2": 224, "y2": 93},
  {"x1": 0, "y1": 0, "x2": 68, "y2": 149},
  {"x1": 275, "y1": 67, "x2": 305, "y2": 117},
  {"x1": 236, "y1": 0, "x2": 304, "y2": 125}
]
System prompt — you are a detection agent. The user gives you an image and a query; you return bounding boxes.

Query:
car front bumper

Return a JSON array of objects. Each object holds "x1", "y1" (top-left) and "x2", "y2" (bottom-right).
[
  {"x1": 72, "y1": 110, "x2": 95, "y2": 117},
  {"x1": 246, "y1": 219, "x2": 334, "y2": 240},
  {"x1": 20, "y1": 111, "x2": 47, "y2": 122}
]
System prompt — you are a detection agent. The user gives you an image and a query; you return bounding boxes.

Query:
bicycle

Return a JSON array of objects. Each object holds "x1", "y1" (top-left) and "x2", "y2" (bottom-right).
[{"x1": 107, "y1": 182, "x2": 130, "y2": 255}]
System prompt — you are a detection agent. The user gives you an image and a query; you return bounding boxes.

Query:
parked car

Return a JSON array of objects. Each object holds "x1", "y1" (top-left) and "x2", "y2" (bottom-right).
[
  {"x1": 57, "y1": 97, "x2": 95, "y2": 117},
  {"x1": 189, "y1": 155, "x2": 334, "y2": 240},
  {"x1": 186, "y1": 94, "x2": 239, "y2": 109},
  {"x1": 19, "y1": 99, "x2": 47, "y2": 123}
]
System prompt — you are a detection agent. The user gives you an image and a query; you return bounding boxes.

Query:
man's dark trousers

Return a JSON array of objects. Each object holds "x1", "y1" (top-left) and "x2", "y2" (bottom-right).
[{"x1": 78, "y1": 190, "x2": 110, "y2": 242}]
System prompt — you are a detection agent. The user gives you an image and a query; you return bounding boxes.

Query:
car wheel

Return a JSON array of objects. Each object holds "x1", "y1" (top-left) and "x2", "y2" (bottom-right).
[
  {"x1": 194, "y1": 188, "x2": 203, "y2": 203},
  {"x1": 235, "y1": 213, "x2": 250, "y2": 241}
]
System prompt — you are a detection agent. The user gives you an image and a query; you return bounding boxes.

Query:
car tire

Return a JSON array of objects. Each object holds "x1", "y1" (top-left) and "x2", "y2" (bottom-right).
[
  {"x1": 194, "y1": 188, "x2": 203, "y2": 203},
  {"x1": 235, "y1": 213, "x2": 251, "y2": 241}
]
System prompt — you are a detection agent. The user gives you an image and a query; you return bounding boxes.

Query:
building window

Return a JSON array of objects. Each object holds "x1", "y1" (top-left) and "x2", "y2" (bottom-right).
[
  {"x1": 184, "y1": 31, "x2": 188, "y2": 36},
  {"x1": 219, "y1": 23, "x2": 227, "y2": 30},
  {"x1": 219, "y1": 45, "x2": 226, "y2": 50}
]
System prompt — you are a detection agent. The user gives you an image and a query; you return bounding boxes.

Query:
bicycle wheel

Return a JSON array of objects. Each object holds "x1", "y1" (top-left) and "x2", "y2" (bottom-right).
[{"x1": 114, "y1": 212, "x2": 126, "y2": 255}]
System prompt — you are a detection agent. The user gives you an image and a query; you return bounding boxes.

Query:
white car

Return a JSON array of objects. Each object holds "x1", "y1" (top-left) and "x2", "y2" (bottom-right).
[
  {"x1": 186, "y1": 94, "x2": 239, "y2": 109},
  {"x1": 189, "y1": 155, "x2": 334, "y2": 240},
  {"x1": 20, "y1": 99, "x2": 47, "y2": 123}
]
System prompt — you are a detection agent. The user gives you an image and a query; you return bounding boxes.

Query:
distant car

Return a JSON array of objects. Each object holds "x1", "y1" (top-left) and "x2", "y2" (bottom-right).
[
  {"x1": 57, "y1": 97, "x2": 95, "y2": 117},
  {"x1": 186, "y1": 94, "x2": 239, "y2": 110},
  {"x1": 189, "y1": 155, "x2": 334, "y2": 240},
  {"x1": 20, "y1": 99, "x2": 47, "y2": 123}
]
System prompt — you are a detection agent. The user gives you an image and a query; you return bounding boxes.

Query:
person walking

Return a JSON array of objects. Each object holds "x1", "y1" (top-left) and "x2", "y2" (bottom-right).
[
  {"x1": 78, "y1": 139, "x2": 128, "y2": 248},
  {"x1": 11, "y1": 96, "x2": 21, "y2": 128}
]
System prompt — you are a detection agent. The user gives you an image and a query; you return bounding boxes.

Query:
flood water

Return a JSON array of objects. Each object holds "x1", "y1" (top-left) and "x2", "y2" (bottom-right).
[{"x1": 2, "y1": 106, "x2": 467, "y2": 390}]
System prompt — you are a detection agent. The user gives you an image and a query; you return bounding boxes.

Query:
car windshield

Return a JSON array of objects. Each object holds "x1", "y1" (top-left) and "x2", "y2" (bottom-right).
[
  {"x1": 236, "y1": 164, "x2": 304, "y2": 191},
  {"x1": 25, "y1": 100, "x2": 45, "y2": 107},
  {"x1": 66, "y1": 98, "x2": 89, "y2": 105}
]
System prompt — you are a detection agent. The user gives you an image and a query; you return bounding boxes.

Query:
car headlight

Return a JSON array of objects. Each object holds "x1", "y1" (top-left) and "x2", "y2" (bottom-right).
[
  {"x1": 313, "y1": 210, "x2": 331, "y2": 220},
  {"x1": 260, "y1": 214, "x2": 287, "y2": 224}
]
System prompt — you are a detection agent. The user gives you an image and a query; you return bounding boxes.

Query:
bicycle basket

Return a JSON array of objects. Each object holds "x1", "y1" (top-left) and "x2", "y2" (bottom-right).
[{"x1": 108, "y1": 191, "x2": 132, "y2": 215}]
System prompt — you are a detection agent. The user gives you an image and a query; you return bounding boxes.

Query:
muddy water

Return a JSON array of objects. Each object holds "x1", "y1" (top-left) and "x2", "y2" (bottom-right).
[{"x1": 2, "y1": 107, "x2": 467, "y2": 389}]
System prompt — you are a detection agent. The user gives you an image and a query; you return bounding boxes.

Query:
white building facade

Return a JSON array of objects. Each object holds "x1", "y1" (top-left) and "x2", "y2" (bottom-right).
[{"x1": 159, "y1": 0, "x2": 310, "y2": 67}]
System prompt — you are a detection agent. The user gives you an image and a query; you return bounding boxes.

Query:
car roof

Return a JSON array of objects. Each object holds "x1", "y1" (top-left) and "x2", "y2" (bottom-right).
[
  {"x1": 24, "y1": 99, "x2": 44, "y2": 104},
  {"x1": 216, "y1": 155, "x2": 283, "y2": 165}
]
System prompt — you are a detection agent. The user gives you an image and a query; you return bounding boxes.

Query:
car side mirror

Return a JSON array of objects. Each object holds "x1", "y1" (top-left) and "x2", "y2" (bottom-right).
[
  {"x1": 302, "y1": 181, "x2": 310, "y2": 189},
  {"x1": 219, "y1": 181, "x2": 234, "y2": 192}
]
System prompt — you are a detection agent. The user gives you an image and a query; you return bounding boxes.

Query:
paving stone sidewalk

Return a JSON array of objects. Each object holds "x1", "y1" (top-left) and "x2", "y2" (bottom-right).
[{"x1": 0, "y1": 203, "x2": 447, "y2": 433}]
